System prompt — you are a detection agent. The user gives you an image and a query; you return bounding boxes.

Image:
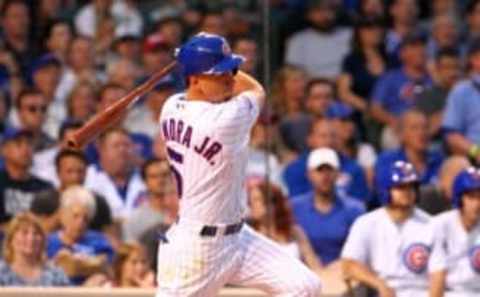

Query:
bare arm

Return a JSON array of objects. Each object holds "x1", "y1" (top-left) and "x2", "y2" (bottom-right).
[
  {"x1": 369, "y1": 103, "x2": 397, "y2": 126},
  {"x1": 337, "y1": 74, "x2": 368, "y2": 112},
  {"x1": 429, "y1": 270, "x2": 446, "y2": 297},
  {"x1": 293, "y1": 225, "x2": 323, "y2": 273},
  {"x1": 342, "y1": 259, "x2": 396, "y2": 297},
  {"x1": 445, "y1": 132, "x2": 475, "y2": 156},
  {"x1": 233, "y1": 70, "x2": 266, "y2": 109}
]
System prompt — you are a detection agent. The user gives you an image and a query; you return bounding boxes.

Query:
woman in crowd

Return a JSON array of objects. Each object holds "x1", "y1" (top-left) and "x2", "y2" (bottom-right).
[
  {"x1": 270, "y1": 64, "x2": 310, "y2": 155},
  {"x1": 112, "y1": 242, "x2": 155, "y2": 288},
  {"x1": 337, "y1": 17, "x2": 388, "y2": 142},
  {"x1": 0, "y1": 213, "x2": 70, "y2": 286},
  {"x1": 247, "y1": 181, "x2": 323, "y2": 275},
  {"x1": 66, "y1": 81, "x2": 98, "y2": 123}
]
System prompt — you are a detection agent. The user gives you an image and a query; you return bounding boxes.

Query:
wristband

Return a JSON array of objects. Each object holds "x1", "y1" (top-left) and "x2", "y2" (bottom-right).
[{"x1": 469, "y1": 145, "x2": 480, "y2": 159}]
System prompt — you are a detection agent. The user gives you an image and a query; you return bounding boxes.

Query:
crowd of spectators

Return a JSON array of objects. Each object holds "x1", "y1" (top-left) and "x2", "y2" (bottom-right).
[{"x1": 0, "y1": 0, "x2": 480, "y2": 293}]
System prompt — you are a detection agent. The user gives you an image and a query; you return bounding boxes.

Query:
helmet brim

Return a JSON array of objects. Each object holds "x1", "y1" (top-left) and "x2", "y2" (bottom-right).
[{"x1": 203, "y1": 54, "x2": 245, "y2": 75}]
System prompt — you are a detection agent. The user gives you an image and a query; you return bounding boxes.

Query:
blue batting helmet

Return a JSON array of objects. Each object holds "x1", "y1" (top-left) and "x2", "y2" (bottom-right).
[
  {"x1": 175, "y1": 32, "x2": 245, "y2": 77},
  {"x1": 452, "y1": 167, "x2": 480, "y2": 208},
  {"x1": 379, "y1": 160, "x2": 420, "y2": 204}
]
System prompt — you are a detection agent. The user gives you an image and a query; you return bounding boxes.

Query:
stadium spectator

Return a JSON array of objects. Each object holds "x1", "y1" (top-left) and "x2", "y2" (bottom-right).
[
  {"x1": 285, "y1": 0, "x2": 351, "y2": 78},
  {"x1": 74, "y1": 0, "x2": 143, "y2": 39},
  {"x1": 123, "y1": 159, "x2": 177, "y2": 242},
  {"x1": 426, "y1": 14, "x2": 461, "y2": 72},
  {"x1": 200, "y1": 11, "x2": 226, "y2": 36},
  {"x1": 47, "y1": 186, "x2": 114, "y2": 285},
  {"x1": 112, "y1": 35, "x2": 141, "y2": 64},
  {"x1": 416, "y1": 48, "x2": 462, "y2": 142},
  {"x1": 465, "y1": 0, "x2": 480, "y2": 51},
  {"x1": 291, "y1": 148, "x2": 364, "y2": 266},
  {"x1": 106, "y1": 58, "x2": 141, "y2": 92},
  {"x1": 55, "y1": 150, "x2": 112, "y2": 233},
  {"x1": 112, "y1": 243, "x2": 155, "y2": 288},
  {"x1": 154, "y1": 16, "x2": 184, "y2": 48},
  {"x1": 374, "y1": 110, "x2": 444, "y2": 206},
  {"x1": 12, "y1": 89, "x2": 54, "y2": 151},
  {"x1": 304, "y1": 78, "x2": 335, "y2": 119},
  {"x1": 29, "y1": 54, "x2": 65, "y2": 138},
  {"x1": 418, "y1": 155, "x2": 470, "y2": 215},
  {"x1": 283, "y1": 117, "x2": 369, "y2": 202},
  {"x1": 232, "y1": 36, "x2": 259, "y2": 77},
  {"x1": 30, "y1": 189, "x2": 60, "y2": 234},
  {"x1": 124, "y1": 76, "x2": 175, "y2": 139},
  {"x1": 370, "y1": 32, "x2": 431, "y2": 149},
  {"x1": 0, "y1": 128, "x2": 53, "y2": 225},
  {"x1": 84, "y1": 127, "x2": 146, "y2": 220},
  {"x1": 337, "y1": 17, "x2": 387, "y2": 140},
  {"x1": 247, "y1": 181, "x2": 323, "y2": 274},
  {"x1": 43, "y1": 19, "x2": 73, "y2": 64},
  {"x1": 385, "y1": 0, "x2": 420, "y2": 66},
  {"x1": 0, "y1": 213, "x2": 69, "y2": 286},
  {"x1": 442, "y1": 40, "x2": 480, "y2": 164},
  {"x1": 56, "y1": 36, "x2": 101, "y2": 102},
  {"x1": 65, "y1": 81, "x2": 98, "y2": 123},
  {"x1": 271, "y1": 65, "x2": 309, "y2": 154},
  {"x1": 1, "y1": 0, "x2": 36, "y2": 77},
  {"x1": 356, "y1": 0, "x2": 385, "y2": 20},
  {"x1": 141, "y1": 33, "x2": 174, "y2": 75},
  {"x1": 327, "y1": 103, "x2": 377, "y2": 186}
]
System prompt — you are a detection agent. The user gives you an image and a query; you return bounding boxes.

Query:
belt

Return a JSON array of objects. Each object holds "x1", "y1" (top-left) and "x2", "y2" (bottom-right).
[{"x1": 199, "y1": 221, "x2": 243, "y2": 237}]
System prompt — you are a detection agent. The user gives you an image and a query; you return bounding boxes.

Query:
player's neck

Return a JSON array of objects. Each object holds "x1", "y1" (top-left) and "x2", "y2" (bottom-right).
[
  {"x1": 460, "y1": 213, "x2": 480, "y2": 232},
  {"x1": 186, "y1": 87, "x2": 228, "y2": 102},
  {"x1": 386, "y1": 206, "x2": 413, "y2": 223},
  {"x1": 148, "y1": 194, "x2": 166, "y2": 211}
]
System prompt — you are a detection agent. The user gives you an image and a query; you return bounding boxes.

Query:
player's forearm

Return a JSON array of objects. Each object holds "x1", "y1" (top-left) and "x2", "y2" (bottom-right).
[
  {"x1": 369, "y1": 104, "x2": 396, "y2": 126},
  {"x1": 342, "y1": 259, "x2": 389, "y2": 292},
  {"x1": 233, "y1": 71, "x2": 265, "y2": 103},
  {"x1": 445, "y1": 132, "x2": 475, "y2": 156},
  {"x1": 429, "y1": 271, "x2": 446, "y2": 297}
]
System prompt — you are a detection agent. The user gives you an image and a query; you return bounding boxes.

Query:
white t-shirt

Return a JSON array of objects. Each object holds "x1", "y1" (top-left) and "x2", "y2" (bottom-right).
[
  {"x1": 160, "y1": 91, "x2": 261, "y2": 224},
  {"x1": 341, "y1": 207, "x2": 433, "y2": 296},
  {"x1": 429, "y1": 209, "x2": 480, "y2": 295}
]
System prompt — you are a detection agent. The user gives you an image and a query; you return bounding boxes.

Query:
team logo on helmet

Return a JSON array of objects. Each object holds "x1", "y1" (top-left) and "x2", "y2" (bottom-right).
[
  {"x1": 403, "y1": 243, "x2": 430, "y2": 274},
  {"x1": 469, "y1": 246, "x2": 480, "y2": 273}
]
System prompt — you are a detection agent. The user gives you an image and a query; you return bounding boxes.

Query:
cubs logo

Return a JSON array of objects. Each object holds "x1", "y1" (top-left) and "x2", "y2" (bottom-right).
[
  {"x1": 403, "y1": 243, "x2": 430, "y2": 274},
  {"x1": 222, "y1": 42, "x2": 231, "y2": 55},
  {"x1": 469, "y1": 246, "x2": 480, "y2": 273}
]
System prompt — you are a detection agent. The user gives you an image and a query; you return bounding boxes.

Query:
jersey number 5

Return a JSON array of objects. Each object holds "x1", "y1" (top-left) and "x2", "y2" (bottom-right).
[{"x1": 166, "y1": 146, "x2": 183, "y2": 198}]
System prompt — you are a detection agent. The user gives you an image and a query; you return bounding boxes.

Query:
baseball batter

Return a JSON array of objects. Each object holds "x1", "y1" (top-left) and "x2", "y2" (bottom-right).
[
  {"x1": 429, "y1": 167, "x2": 480, "y2": 297},
  {"x1": 341, "y1": 160, "x2": 434, "y2": 297},
  {"x1": 156, "y1": 32, "x2": 321, "y2": 297}
]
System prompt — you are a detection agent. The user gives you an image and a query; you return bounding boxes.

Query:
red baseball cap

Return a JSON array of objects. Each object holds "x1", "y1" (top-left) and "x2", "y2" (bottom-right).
[{"x1": 143, "y1": 33, "x2": 171, "y2": 53}]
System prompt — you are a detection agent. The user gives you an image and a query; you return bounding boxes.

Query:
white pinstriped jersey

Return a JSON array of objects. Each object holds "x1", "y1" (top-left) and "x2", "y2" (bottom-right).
[
  {"x1": 429, "y1": 210, "x2": 480, "y2": 295},
  {"x1": 159, "y1": 91, "x2": 260, "y2": 225}
]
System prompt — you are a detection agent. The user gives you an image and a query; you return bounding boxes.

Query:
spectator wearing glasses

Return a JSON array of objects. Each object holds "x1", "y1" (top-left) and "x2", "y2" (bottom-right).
[{"x1": 14, "y1": 89, "x2": 55, "y2": 152}]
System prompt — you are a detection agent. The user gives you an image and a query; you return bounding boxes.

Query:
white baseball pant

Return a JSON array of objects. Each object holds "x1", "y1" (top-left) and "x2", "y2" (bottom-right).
[{"x1": 156, "y1": 221, "x2": 321, "y2": 297}]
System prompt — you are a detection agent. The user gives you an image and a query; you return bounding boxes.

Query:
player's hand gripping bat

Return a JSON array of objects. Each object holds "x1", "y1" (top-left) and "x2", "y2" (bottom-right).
[{"x1": 65, "y1": 61, "x2": 177, "y2": 149}]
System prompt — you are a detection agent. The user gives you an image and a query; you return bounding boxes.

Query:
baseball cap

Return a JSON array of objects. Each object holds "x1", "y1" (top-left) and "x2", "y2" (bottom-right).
[
  {"x1": 143, "y1": 33, "x2": 171, "y2": 53},
  {"x1": 30, "y1": 54, "x2": 61, "y2": 75},
  {"x1": 307, "y1": 148, "x2": 340, "y2": 170},
  {"x1": 326, "y1": 102, "x2": 354, "y2": 120},
  {"x1": 2, "y1": 127, "x2": 32, "y2": 144}
]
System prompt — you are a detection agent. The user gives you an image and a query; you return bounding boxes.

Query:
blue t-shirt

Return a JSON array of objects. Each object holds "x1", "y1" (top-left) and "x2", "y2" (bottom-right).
[
  {"x1": 291, "y1": 192, "x2": 364, "y2": 264},
  {"x1": 283, "y1": 152, "x2": 370, "y2": 202},
  {"x1": 442, "y1": 79, "x2": 480, "y2": 144},
  {"x1": 47, "y1": 231, "x2": 114, "y2": 284},
  {"x1": 373, "y1": 148, "x2": 444, "y2": 203},
  {"x1": 372, "y1": 68, "x2": 431, "y2": 116}
]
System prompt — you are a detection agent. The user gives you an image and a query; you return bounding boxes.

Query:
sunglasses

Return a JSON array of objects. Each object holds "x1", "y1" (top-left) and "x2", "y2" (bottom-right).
[{"x1": 25, "y1": 105, "x2": 47, "y2": 114}]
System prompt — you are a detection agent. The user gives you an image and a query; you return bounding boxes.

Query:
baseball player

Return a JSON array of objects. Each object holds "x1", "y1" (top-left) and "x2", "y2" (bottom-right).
[
  {"x1": 156, "y1": 32, "x2": 321, "y2": 297},
  {"x1": 341, "y1": 160, "x2": 434, "y2": 297},
  {"x1": 429, "y1": 167, "x2": 480, "y2": 297}
]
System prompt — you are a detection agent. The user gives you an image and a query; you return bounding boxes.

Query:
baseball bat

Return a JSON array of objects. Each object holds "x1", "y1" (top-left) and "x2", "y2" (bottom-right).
[{"x1": 65, "y1": 61, "x2": 177, "y2": 149}]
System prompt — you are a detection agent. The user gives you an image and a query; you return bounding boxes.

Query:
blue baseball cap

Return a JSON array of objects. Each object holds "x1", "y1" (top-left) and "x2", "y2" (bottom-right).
[
  {"x1": 326, "y1": 102, "x2": 354, "y2": 120},
  {"x1": 2, "y1": 127, "x2": 32, "y2": 144},
  {"x1": 30, "y1": 54, "x2": 61, "y2": 75}
]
